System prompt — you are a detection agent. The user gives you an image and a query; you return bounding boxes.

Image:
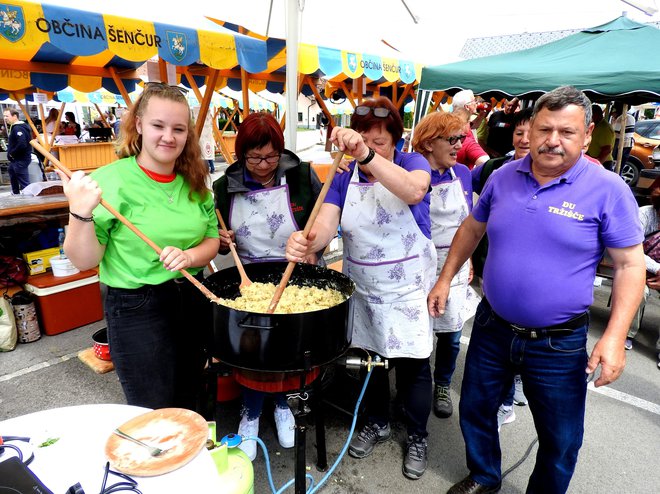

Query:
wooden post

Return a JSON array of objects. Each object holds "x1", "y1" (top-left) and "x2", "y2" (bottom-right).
[
  {"x1": 49, "y1": 103, "x2": 66, "y2": 149},
  {"x1": 11, "y1": 92, "x2": 41, "y2": 142},
  {"x1": 339, "y1": 81, "x2": 357, "y2": 109},
  {"x1": 158, "y1": 58, "x2": 169, "y2": 83},
  {"x1": 108, "y1": 67, "x2": 133, "y2": 109},
  {"x1": 183, "y1": 68, "x2": 204, "y2": 105},
  {"x1": 195, "y1": 69, "x2": 219, "y2": 138},
  {"x1": 614, "y1": 103, "x2": 629, "y2": 176}
]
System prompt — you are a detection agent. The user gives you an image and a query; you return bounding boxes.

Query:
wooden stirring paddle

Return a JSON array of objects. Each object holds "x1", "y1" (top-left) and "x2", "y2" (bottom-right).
[
  {"x1": 266, "y1": 151, "x2": 344, "y2": 314},
  {"x1": 215, "y1": 209, "x2": 252, "y2": 289},
  {"x1": 31, "y1": 139, "x2": 222, "y2": 304}
]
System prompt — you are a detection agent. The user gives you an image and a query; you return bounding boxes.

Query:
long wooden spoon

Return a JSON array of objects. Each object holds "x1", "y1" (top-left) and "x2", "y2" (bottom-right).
[
  {"x1": 215, "y1": 208, "x2": 252, "y2": 289},
  {"x1": 31, "y1": 139, "x2": 222, "y2": 304},
  {"x1": 266, "y1": 151, "x2": 344, "y2": 314}
]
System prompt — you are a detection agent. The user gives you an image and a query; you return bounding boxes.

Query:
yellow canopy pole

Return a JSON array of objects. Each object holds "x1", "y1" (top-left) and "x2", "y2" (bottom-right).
[
  {"x1": 195, "y1": 69, "x2": 219, "y2": 138},
  {"x1": 226, "y1": 107, "x2": 239, "y2": 132},
  {"x1": 338, "y1": 81, "x2": 357, "y2": 109},
  {"x1": 49, "y1": 103, "x2": 66, "y2": 149},
  {"x1": 41, "y1": 102, "x2": 67, "y2": 169},
  {"x1": 390, "y1": 86, "x2": 398, "y2": 107},
  {"x1": 158, "y1": 58, "x2": 169, "y2": 83},
  {"x1": 108, "y1": 67, "x2": 133, "y2": 110},
  {"x1": 93, "y1": 103, "x2": 115, "y2": 139},
  {"x1": 209, "y1": 107, "x2": 234, "y2": 164},
  {"x1": 304, "y1": 75, "x2": 335, "y2": 137},
  {"x1": 183, "y1": 68, "x2": 204, "y2": 105},
  {"x1": 395, "y1": 84, "x2": 414, "y2": 111},
  {"x1": 212, "y1": 115, "x2": 234, "y2": 164},
  {"x1": 240, "y1": 68, "x2": 250, "y2": 120},
  {"x1": 223, "y1": 104, "x2": 240, "y2": 132}
]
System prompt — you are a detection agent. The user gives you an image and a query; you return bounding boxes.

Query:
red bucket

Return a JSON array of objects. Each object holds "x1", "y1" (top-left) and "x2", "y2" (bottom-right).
[{"x1": 92, "y1": 328, "x2": 111, "y2": 361}]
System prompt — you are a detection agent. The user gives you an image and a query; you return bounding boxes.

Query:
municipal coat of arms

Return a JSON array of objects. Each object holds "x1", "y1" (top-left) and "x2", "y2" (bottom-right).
[
  {"x1": 347, "y1": 53, "x2": 358, "y2": 73},
  {"x1": 0, "y1": 4, "x2": 25, "y2": 42},
  {"x1": 166, "y1": 31, "x2": 187, "y2": 62}
]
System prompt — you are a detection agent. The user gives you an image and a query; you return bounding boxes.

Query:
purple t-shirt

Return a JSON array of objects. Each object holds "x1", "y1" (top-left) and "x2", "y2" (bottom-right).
[
  {"x1": 325, "y1": 149, "x2": 432, "y2": 238},
  {"x1": 473, "y1": 154, "x2": 642, "y2": 326},
  {"x1": 432, "y1": 163, "x2": 473, "y2": 211}
]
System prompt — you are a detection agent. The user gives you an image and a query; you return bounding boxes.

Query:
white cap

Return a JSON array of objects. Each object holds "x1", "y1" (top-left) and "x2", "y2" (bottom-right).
[{"x1": 451, "y1": 89, "x2": 475, "y2": 112}]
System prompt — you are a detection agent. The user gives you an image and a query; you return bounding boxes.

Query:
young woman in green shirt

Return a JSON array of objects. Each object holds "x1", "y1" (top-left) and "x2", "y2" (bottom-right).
[{"x1": 60, "y1": 83, "x2": 219, "y2": 410}]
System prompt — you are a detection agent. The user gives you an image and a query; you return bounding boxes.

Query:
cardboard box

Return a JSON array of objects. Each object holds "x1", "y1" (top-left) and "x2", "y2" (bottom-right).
[
  {"x1": 24, "y1": 270, "x2": 103, "y2": 335},
  {"x1": 22, "y1": 247, "x2": 61, "y2": 275}
]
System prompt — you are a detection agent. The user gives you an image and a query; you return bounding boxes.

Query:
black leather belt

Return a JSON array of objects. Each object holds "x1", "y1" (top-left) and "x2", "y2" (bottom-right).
[{"x1": 483, "y1": 299, "x2": 588, "y2": 339}]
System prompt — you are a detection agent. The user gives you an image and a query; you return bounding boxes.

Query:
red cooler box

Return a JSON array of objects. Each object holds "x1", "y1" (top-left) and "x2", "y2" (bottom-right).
[{"x1": 24, "y1": 270, "x2": 103, "y2": 335}]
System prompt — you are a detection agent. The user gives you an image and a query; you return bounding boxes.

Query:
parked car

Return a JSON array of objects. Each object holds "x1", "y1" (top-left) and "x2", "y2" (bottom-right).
[
  {"x1": 621, "y1": 119, "x2": 660, "y2": 185},
  {"x1": 632, "y1": 166, "x2": 660, "y2": 206},
  {"x1": 652, "y1": 143, "x2": 660, "y2": 169}
]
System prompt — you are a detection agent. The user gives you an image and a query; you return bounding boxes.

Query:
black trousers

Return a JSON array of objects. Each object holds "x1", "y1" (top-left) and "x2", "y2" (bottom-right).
[{"x1": 360, "y1": 352, "x2": 432, "y2": 438}]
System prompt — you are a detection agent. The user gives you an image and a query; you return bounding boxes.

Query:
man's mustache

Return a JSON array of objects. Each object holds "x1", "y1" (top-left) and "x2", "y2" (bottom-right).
[{"x1": 537, "y1": 146, "x2": 565, "y2": 156}]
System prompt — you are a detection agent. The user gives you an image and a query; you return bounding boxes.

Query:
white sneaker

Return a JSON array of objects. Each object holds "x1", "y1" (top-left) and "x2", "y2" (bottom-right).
[
  {"x1": 274, "y1": 406, "x2": 295, "y2": 448},
  {"x1": 513, "y1": 375, "x2": 528, "y2": 406},
  {"x1": 237, "y1": 415, "x2": 259, "y2": 461},
  {"x1": 497, "y1": 405, "x2": 516, "y2": 432}
]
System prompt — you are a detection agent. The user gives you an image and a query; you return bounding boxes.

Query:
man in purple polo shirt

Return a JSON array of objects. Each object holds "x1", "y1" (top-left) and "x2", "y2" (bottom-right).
[{"x1": 428, "y1": 86, "x2": 645, "y2": 494}]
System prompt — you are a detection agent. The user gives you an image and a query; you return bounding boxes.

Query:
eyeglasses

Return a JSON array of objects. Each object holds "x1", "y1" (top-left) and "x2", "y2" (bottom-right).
[
  {"x1": 355, "y1": 106, "x2": 391, "y2": 118},
  {"x1": 143, "y1": 81, "x2": 189, "y2": 95},
  {"x1": 437, "y1": 135, "x2": 467, "y2": 145},
  {"x1": 245, "y1": 153, "x2": 281, "y2": 165}
]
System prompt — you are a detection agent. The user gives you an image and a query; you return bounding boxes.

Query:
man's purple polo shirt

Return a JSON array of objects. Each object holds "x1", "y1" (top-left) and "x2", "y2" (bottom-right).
[
  {"x1": 473, "y1": 154, "x2": 642, "y2": 327},
  {"x1": 325, "y1": 149, "x2": 432, "y2": 239}
]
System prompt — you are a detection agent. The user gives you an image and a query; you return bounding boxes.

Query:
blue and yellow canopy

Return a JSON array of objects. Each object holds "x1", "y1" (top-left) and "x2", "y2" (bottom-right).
[{"x1": 0, "y1": 0, "x2": 267, "y2": 95}]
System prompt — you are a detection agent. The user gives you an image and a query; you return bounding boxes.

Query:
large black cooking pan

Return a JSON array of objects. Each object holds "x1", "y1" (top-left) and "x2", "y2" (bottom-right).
[{"x1": 204, "y1": 262, "x2": 355, "y2": 372}]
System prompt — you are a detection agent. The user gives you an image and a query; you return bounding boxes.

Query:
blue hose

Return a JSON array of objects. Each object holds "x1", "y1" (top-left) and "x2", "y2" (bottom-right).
[
  {"x1": 307, "y1": 364, "x2": 373, "y2": 493},
  {"x1": 238, "y1": 364, "x2": 374, "y2": 494}
]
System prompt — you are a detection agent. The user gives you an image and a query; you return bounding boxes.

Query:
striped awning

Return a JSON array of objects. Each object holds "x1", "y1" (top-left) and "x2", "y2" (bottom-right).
[{"x1": 0, "y1": 0, "x2": 267, "y2": 95}]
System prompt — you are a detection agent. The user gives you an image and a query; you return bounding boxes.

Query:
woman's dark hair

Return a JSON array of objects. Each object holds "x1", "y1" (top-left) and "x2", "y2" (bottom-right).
[
  {"x1": 234, "y1": 113, "x2": 285, "y2": 162},
  {"x1": 513, "y1": 107, "x2": 534, "y2": 129},
  {"x1": 350, "y1": 97, "x2": 404, "y2": 144},
  {"x1": 65, "y1": 111, "x2": 76, "y2": 122}
]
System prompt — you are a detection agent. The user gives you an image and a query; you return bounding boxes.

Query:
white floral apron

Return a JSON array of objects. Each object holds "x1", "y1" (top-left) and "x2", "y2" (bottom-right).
[
  {"x1": 430, "y1": 168, "x2": 480, "y2": 332},
  {"x1": 230, "y1": 178, "x2": 298, "y2": 263},
  {"x1": 341, "y1": 164, "x2": 437, "y2": 358}
]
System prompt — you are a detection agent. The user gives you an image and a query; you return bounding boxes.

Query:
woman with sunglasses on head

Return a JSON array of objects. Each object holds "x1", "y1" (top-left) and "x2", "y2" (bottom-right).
[
  {"x1": 213, "y1": 112, "x2": 323, "y2": 461},
  {"x1": 286, "y1": 97, "x2": 437, "y2": 480},
  {"x1": 411, "y1": 111, "x2": 479, "y2": 421},
  {"x1": 59, "y1": 83, "x2": 220, "y2": 411}
]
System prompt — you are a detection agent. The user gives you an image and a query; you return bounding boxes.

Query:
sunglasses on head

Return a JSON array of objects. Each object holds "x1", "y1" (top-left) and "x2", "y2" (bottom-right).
[
  {"x1": 355, "y1": 106, "x2": 391, "y2": 118},
  {"x1": 437, "y1": 134, "x2": 467, "y2": 145}
]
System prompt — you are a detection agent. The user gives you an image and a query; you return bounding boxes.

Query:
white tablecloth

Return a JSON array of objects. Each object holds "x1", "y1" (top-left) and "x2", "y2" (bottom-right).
[{"x1": 0, "y1": 404, "x2": 222, "y2": 493}]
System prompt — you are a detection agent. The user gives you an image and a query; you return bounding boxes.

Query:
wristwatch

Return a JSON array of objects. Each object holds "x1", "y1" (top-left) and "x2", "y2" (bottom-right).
[{"x1": 358, "y1": 148, "x2": 375, "y2": 165}]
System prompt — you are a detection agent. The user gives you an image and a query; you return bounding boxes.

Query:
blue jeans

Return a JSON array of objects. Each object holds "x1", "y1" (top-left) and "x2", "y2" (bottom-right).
[
  {"x1": 242, "y1": 387, "x2": 289, "y2": 420},
  {"x1": 105, "y1": 276, "x2": 211, "y2": 410},
  {"x1": 460, "y1": 301, "x2": 588, "y2": 493},
  {"x1": 433, "y1": 330, "x2": 462, "y2": 386}
]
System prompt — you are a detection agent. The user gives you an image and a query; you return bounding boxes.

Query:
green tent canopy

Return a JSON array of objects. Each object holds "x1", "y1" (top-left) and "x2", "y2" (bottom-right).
[{"x1": 419, "y1": 17, "x2": 660, "y2": 105}]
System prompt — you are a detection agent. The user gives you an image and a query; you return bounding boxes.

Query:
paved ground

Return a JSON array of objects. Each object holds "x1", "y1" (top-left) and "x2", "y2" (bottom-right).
[{"x1": 2, "y1": 278, "x2": 659, "y2": 494}]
